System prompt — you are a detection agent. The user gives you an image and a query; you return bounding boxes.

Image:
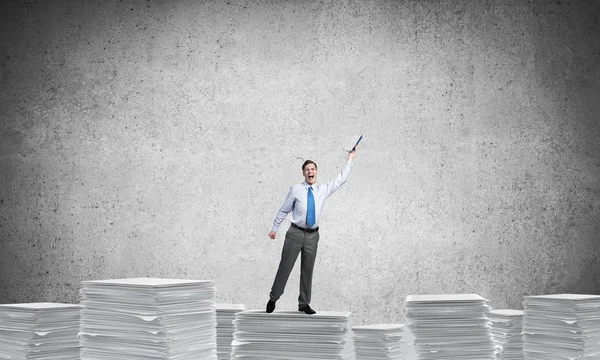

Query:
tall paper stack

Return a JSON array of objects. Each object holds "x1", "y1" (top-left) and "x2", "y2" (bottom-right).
[
  {"x1": 488, "y1": 309, "x2": 524, "y2": 360},
  {"x1": 404, "y1": 294, "x2": 494, "y2": 360},
  {"x1": 79, "y1": 278, "x2": 216, "y2": 359},
  {"x1": 523, "y1": 294, "x2": 600, "y2": 360},
  {"x1": 352, "y1": 323, "x2": 406, "y2": 360},
  {"x1": 0, "y1": 302, "x2": 80, "y2": 359},
  {"x1": 232, "y1": 310, "x2": 353, "y2": 359},
  {"x1": 216, "y1": 304, "x2": 246, "y2": 360}
]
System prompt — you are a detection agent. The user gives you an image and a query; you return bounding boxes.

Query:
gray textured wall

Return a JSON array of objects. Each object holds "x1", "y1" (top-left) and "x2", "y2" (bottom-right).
[{"x1": 1, "y1": 0, "x2": 599, "y2": 325}]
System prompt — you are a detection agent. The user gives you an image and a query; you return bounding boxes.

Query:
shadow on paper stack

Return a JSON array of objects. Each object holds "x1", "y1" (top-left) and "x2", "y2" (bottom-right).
[
  {"x1": 523, "y1": 294, "x2": 600, "y2": 360},
  {"x1": 216, "y1": 304, "x2": 246, "y2": 360},
  {"x1": 231, "y1": 310, "x2": 353, "y2": 359},
  {"x1": 488, "y1": 309, "x2": 524, "y2": 360},
  {"x1": 352, "y1": 323, "x2": 407, "y2": 360},
  {"x1": 0, "y1": 303, "x2": 80, "y2": 359},
  {"x1": 79, "y1": 278, "x2": 216, "y2": 359},
  {"x1": 404, "y1": 294, "x2": 494, "y2": 360}
]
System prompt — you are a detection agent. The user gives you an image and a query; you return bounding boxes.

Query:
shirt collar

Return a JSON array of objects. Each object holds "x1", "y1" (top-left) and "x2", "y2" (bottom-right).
[{"x1": 302, "y1": 181, "x2": 315, "y2": 189}]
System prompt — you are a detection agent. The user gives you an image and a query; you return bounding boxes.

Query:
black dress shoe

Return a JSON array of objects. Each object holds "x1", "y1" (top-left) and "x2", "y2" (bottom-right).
[
  {"x1": 298, "y1": 304, "x2": 316, "y2": 315},
  {"x1": 266, "y1": 300, "x2": 276, "y2": 313}
]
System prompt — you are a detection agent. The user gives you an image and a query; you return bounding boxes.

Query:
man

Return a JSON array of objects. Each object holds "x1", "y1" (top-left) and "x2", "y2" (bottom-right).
[{"x1": 266, "y1": 147, "x2": 358, "y2": 314}]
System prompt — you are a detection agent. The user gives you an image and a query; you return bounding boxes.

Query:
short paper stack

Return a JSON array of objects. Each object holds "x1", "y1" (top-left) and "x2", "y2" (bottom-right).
[
  {"x1": 232, "y1": 310, "x2": 353, "y2": 359},
  {"x1": 352, "y1": 323, "x2": 406, "y2": 359},
  {"x1": 488, "y1": 309, "x2": 524, "y2": 360},
  {"x1": 0, "y1": 302, "x2": 80, "y2": 359},
  {"x1": 216, "y1": 303, "x2": 246, "y2": 360},
  {"x1": 79, "y1": 278, "x2": 216, "y2": 359}
]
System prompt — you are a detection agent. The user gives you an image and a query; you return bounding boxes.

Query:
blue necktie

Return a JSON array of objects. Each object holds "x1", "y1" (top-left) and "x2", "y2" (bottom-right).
[{"x1": 306, "y1": 186, "x2": 315, "y2": 227}]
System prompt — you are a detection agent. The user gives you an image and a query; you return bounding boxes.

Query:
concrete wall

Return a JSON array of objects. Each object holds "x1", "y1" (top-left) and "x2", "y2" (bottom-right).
[{"x1": 1, "y1": 0, "x2": 598, "y2": 325}]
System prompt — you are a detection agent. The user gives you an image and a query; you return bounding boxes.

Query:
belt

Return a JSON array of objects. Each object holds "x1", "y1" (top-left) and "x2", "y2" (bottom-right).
[{"x1": 290, "y1": 223, "x2": 319, "y2": 233}]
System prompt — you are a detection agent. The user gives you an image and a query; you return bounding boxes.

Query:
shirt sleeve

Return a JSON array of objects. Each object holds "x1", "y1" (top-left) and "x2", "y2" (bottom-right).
[
  {"x1": 271, "y1": 186, "x2": 295, "y2": 232},
  {"x1": 321, "y1": 159, "x2": 353, "y2": 199}
]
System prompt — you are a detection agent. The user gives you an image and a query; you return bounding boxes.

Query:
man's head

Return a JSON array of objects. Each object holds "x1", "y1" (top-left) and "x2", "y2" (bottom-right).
[{"x1": 302, "y1": 160, "x2": 318, "y2": 185}]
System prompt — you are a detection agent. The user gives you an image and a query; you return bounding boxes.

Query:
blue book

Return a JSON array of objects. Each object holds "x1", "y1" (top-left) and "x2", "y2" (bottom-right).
[{"x1": 344, "y1": 135, "x2": 362, "y2": 153}]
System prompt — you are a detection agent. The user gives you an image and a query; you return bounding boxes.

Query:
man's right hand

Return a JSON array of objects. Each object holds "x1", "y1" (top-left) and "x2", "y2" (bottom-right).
[{"x1": 269, "y1": 231, "x2": 277, "y2": 239}]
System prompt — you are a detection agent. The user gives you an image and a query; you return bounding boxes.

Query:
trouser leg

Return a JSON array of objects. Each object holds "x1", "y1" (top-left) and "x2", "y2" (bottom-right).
[
  {"x1": 269, "y1": 227, "x2": 302, "y2": 302},
  {"x1": 298, "y1": 231, "x2": 319, "y2": 307}
]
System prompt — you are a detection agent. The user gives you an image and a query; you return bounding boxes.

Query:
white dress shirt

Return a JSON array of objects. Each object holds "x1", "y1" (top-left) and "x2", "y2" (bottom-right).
[{"x1": 271, "y1": 160, "x2": 353, "y2": 232}]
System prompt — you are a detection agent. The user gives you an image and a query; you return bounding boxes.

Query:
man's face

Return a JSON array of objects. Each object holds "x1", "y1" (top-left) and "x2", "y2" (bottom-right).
[{"x1": 303, "y1": 164, "x2": 318, "y2": 185}]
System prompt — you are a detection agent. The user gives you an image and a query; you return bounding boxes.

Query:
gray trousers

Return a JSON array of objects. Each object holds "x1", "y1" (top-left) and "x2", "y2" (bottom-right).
[{"x1": 269, "y1": 226, "x2": 320, "y2": 307}]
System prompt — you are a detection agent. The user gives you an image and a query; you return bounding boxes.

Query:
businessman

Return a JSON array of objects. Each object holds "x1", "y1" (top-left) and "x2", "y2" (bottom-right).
[{"x1": 266, "y1": 147, "x2": 358, "y2": 314}]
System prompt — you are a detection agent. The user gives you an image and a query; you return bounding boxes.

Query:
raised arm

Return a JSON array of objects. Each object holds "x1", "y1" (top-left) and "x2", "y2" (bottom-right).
[{"x1": 322, "y1": 146, "x2": 358, "y2": 199}]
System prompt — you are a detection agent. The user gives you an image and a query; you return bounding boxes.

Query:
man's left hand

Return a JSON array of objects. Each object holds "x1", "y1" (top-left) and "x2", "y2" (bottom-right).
[{"x1": 348, "y1": 146, "x2": 358, "y2": 160}]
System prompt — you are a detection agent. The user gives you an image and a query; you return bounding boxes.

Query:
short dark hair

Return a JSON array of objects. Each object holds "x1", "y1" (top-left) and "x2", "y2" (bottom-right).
[{"x1": 302, "y1": 160, "x2": 317, "y2": 171}]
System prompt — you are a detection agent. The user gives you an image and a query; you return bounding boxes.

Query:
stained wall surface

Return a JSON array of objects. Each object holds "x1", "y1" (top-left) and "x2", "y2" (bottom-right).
[{"x1": 1, "y1": 0, "x2": 599, "y2": 324}]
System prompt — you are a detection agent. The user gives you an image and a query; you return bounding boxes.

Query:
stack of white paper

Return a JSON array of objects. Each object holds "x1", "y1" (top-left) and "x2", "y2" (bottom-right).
[
  {"x1": 352, "y1": 323, "x2": 406, "y2": 359},
  {"x1": 523, "y1": 294, "x2": 600, "y2": 360},
  {"x1": 79, "y1": 278, "x2": 216, "y2": 359},
  {"x1": 488, "y1": 309, "x2": 524, "y2": 360},
  {"x1": 231, "y1": 310, "x2": 353, "y2": 359},
  {"x1": 216, "y1": 303, "x2": 246, "y2": 360},
  {"x1": 0, "y1": 302, "x2": 80, "y2": 359},
  {"x1": 404, "y1": 294, "x2": 494, "y2": 360}
]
